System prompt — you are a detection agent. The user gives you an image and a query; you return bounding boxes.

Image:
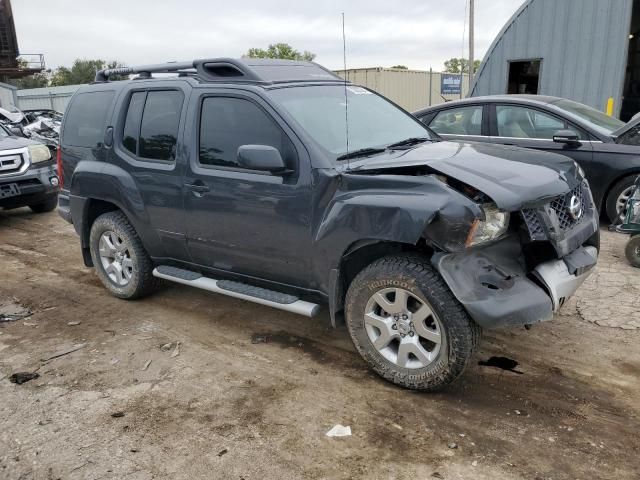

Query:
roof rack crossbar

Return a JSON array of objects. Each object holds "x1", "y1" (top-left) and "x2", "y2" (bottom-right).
[{"x1": 95, "y1": 61, "x2": 196, "y2": 82}]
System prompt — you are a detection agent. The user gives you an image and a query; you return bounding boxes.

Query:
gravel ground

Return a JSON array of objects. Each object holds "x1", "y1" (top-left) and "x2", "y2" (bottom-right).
[{"x1": 1, "y1": 208, "x2": 639, "y2": 480}]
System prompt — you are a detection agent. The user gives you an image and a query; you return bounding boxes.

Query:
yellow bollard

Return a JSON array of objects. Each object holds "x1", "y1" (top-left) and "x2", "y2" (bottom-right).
[{"x1": 606, "y1": 97, "x2": 614, "y2": 117}]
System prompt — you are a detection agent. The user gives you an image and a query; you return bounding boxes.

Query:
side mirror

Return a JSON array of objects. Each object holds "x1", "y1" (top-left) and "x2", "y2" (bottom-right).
[
  {"x1": 553, "y1": 130, "x2": 580, "y2": 145},
  {"x1": 237, "y1": 145, "x2": 288, "y2": 173}
]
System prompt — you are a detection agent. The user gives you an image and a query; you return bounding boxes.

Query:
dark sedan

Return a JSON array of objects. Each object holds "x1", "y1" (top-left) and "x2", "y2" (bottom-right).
[{"x1": 414, "y1": 95, "x2": 640, "y2": 222}]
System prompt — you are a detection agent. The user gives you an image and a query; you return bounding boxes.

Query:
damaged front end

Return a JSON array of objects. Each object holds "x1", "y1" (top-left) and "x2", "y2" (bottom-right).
[{"x1": 429, "y1": 176, "x2": 599, "y2": 329}]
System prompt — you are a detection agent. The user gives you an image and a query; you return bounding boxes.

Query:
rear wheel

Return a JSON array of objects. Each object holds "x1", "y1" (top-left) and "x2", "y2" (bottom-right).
[
  {"x1": 89, "y1": 211, "x2": 160, "y2": 299},
  {"x1": 606, "y1": 176, "x2": 637, "y2": 224},
  {"x1": 29, "y1": 194, "x2": 58, "y2": 213},
  {"x1": 345, "y1": 255, "x2": 480, "y2": 391},
  {"x1": 625, "y1": 235, "x2": 640, "y2": 268}
]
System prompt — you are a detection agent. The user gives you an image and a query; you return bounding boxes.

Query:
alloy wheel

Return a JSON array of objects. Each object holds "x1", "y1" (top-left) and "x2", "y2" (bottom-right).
[
  {"x1": 98, "y1": 231, "x2": 133, "y2": 286},
  {"x1": 364, "y1": 287, "x2": 443, "y2": 369}
]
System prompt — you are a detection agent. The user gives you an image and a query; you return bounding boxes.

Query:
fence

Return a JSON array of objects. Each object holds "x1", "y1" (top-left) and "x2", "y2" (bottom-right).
[
  {"x1": 9, "y1": 68, "x2": 470, "y2": 114},
  {"x1": 15, "y1": 84, "x2": 82, "y2": 112},
  {"x1": 334, "y1": 68, "x2": 471, "y2": 112}
]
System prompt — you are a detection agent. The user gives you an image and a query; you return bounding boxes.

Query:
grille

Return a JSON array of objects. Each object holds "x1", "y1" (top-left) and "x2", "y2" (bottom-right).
[
  {"x1": 550, "y1": 183, "x2": 587, "y2": 231},
  {"x1": 521, "y1": 182, "x2": 590, "y2": 240},
  {"x1": 0, "y1": 154, "x2": 24, "y2": 175},
  {"x1": 521, "y1": 208, "x2": 545, "y2": 240}
]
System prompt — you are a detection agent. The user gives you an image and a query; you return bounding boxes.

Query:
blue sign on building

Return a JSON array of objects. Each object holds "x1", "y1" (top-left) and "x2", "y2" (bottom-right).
[{"x1": 441, "y1": 74, "x2": 462, "y2": 95}]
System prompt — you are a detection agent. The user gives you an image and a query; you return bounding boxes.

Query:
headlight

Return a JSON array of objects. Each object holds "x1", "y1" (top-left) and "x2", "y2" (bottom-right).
[
  {"x1": 466, "y1": 203, "x2": 510, "y2": 247},
  {"x1": 28, "y1": 144, "x2": 52, "y2": 163},
  {"x1": 574, "y1": 161, "x2": 585, "y2": 179}
]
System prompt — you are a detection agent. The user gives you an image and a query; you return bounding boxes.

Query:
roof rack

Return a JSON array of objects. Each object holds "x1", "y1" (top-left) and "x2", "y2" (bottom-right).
[{"x1": 95, "y1": 58, "x2": 345, "y2": 85}]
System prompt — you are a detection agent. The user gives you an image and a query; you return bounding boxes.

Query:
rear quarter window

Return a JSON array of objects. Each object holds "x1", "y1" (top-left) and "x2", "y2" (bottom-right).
[{"x1": 62, "y1": 91, "x2": 115, "y2": 147}]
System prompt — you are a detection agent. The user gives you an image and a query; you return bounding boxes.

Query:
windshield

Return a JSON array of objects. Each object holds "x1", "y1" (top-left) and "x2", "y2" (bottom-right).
[
  {"x1": 552, "y1": 98, "x2": 624, "y2": 134},
  {"x1": 269, "y1": 85, "x2": 433, "y2": 160}
]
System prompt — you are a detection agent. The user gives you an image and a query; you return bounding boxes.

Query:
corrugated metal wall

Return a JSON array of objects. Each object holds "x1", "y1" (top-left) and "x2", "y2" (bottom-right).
[
  {"x1": 335, "y1": 68, "x2": 470, "y2": 112},
  {"x1": 16, "y1": 84, "x2": 82, "y2": 111},
  {"x1": 471, "y1": 0, "x2": 633, "y2": 115},
  {"x1": 0, "y1": 81, "x2": 16, "y2": 108}
]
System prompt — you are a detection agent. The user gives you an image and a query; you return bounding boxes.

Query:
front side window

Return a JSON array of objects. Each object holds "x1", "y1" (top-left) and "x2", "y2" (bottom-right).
[
  {"x1": 430, "y1": 106, "x2": 483, "y2": 135},
  {"x1": 496, "y1": 105, "x2": 566, "y2": 139},
  {"x1": 269, "y1": 85, "x2": 432, "y2": 160},
  {"x1": 199, "y1": 97, "x2": 295, "y2": 169},
  {"x1": 552, "y1": 98, "x2": 624, "y2": 135},
  {"x1": 121, "y1": 90, "x2": 184, "y2": 161},
  {"x1": 63, "y1": 91, "x2": 115, "y2": 147}
]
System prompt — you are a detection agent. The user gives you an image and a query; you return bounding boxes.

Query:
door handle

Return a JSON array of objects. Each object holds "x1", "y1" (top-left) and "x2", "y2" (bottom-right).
[{"x1": 185, "y1": 181, "x2": 210, "y2": 194}]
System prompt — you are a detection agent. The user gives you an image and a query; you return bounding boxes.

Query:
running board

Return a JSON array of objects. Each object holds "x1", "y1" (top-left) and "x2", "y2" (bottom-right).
[{"x1": 153, "y1": 266, "x2": 320, "y2": 317}]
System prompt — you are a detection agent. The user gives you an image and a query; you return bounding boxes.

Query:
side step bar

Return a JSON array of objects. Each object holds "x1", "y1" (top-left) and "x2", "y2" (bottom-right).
[{"x1": 153, "y1": 266, "x2": 320, "y2": 317}]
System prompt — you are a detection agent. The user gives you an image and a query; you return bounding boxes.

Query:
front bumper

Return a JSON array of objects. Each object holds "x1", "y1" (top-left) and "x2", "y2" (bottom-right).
[
  {"x1": 432, "y1": 236, "x2": 598, "y2": 330},
  {"x1": 0, "y1": 161, "x2": 59, "y2": 209}
]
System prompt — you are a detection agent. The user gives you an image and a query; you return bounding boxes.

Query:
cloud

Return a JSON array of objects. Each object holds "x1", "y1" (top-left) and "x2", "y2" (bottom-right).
[{"x1": 12, "y1": 0, "x2": 525, "y2": 71}]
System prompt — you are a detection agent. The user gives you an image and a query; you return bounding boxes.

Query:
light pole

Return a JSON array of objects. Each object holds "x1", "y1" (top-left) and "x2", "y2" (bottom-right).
[{"x1": 469, "y1": 0, "x2": 475, "y2": 92}]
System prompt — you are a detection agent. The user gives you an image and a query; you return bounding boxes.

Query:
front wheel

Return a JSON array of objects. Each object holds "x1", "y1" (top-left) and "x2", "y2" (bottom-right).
[
  {"x1": 606, "y1": 176, "x2": 637, "y2": 224},
  {"x1": 345, "y1": 255, "x2": 480, "y2": 391},
  {"x1": 625, "y1": 236, "x2": 640, "y2": 268},
  {"x1": 29, "y1": 194, "x2": 58, "y2": 213}
]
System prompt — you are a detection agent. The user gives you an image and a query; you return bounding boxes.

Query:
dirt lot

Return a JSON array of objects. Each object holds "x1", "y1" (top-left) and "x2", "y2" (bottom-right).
[{"x1": 1, "y1": 208, "x2": 639, "y2": 480}]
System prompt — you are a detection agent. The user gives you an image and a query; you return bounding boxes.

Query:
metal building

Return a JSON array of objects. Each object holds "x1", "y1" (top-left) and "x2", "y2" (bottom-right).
[
  {"x1": 471, "y1": 0, "x2": 640, "y2": 120},
  {"x1": 335, "y1": 68, "x2": 470, "y2": 112}
]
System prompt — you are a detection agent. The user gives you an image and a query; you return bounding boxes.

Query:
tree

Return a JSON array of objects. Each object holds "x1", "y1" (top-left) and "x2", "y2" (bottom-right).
[
  {"x1": 6, "y1": 59, "x2": 51, "y2": 88},
  {"x1": 390, "y1": 65, "x2": 408, "y2": 70},
  {"x1": 244, "y1": 43, "x2": 316, "y2": 62},
  {"x1": 443, "y1": 58, "x2": 481, "y2": 74},
  {"x1": 50, "y1": 59, "x2": 127, "y2": 86}
]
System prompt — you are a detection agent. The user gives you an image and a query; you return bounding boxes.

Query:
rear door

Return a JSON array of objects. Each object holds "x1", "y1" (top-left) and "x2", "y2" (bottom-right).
[
  {"x1": 181, "y1": 89, "x2": 313, "y2": 287},
  {"x1": 488, "y1": 103, "x2": 594, "y2": 166},
  {"x1": 110, "y1": 82, "x2": 191, "y2": 261},
  {"x1": 419, "y1": 104, "x2": 493, "y2": 143}
]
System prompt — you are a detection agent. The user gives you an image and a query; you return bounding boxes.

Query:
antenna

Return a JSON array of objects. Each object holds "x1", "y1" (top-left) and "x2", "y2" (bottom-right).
[{"x1": 342, "y1": 12, "x2": 350, "y2": 159}]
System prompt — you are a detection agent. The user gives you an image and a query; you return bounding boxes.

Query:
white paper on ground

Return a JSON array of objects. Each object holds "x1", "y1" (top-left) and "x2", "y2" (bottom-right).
[{"x1": 326, "y1": 425, "x2": 352, "y2": 437}]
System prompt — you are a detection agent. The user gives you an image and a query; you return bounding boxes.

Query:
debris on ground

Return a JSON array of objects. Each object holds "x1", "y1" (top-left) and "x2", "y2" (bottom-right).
[
  {"x1": 217, "y1": 448, "x2": 228, "y2": 457},
  {"x1": 251, "y1": 333, "x2": 270, "y2": 344},
  {"x1": 41, "y1": 343, "x2": 87, "y2": 362},
  {"x1": 67, "y1": 321, "x2": 81, "y2": 326},
  {"x1": 141, "y1": 360, "x2": 152, "y2": 371},
  {"x1": 110, "y1": 411, "x2": 125, "y2": 418},
  {"x1": 171, "y1": 342, "x2": 181, "y2": 357},
  {"x1": 448, "y1": 442, "x2": 458, "y2": 449},
  {"x1": 160, "y1": 343, "x2": 173, "y2": 352},
  {"x1": 0, "y1": 301, "x2": 32, "y2": 322},
  {"x1": 326, "y1": 425, "x2": 352, "y2": 437},
  {"x1": 9, "y1": 372, "x2": 40, "y2": 385}
]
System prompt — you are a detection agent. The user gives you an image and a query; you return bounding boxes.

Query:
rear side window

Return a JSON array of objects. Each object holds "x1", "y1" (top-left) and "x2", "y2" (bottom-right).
[
  {"x1": 63, "y1": 91, "x2": 114, "y2": 147},
  {"x1": 199, "y1": 97, "x2": 295, "y2": 169},
  {"x1": 121, "y1": 90, "x2": 184, "y2": 162},
  {"x1": 430, "y1": 106, "x2": 483, "y2": 135}
]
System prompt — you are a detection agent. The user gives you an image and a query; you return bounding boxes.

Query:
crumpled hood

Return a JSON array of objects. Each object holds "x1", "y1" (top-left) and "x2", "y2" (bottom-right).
[{"x1": 347, "y1": 141, "x2": 579, "y2": 211}]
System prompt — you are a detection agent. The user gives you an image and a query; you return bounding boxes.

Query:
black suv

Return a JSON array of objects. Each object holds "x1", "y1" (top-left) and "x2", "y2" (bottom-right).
[
  {"x1": 0, "y1": 124, "x2": 59, "y2": 213},
  {"x1": 59, "y1": 58, "x2": 599, "y2": 390}
]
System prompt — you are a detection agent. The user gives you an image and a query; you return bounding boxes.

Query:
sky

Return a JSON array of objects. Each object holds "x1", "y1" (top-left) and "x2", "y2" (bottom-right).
[{"x1": 12, "y1": 0, "x2": 526, "y2": 72}]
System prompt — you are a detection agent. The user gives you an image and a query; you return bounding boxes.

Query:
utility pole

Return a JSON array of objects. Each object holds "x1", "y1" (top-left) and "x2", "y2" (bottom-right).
[{"x1": 468, "y1": 0, "x2": 475, "y2": 93}]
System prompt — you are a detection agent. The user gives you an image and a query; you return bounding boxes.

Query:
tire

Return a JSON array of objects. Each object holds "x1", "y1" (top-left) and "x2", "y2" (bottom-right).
[
  {"x1": 606, "y1": 176, "x2": 638, "y2": 224},
  {"x1": 89, "y1": 211, "x2": 160, "y2": 299},
  {"x1": 625, "y1": 236, "x2": 640, "y2": 268},
  {"x1": 344, "y1": 254, "x2": 481, "y2": 391},
  {"x1": 29, "y1": 194, "x2": 58, "y2": 213}
]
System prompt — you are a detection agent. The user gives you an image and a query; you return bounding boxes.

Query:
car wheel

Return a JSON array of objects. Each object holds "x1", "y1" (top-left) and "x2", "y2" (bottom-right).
[
  {"x1": 344, "y1": 254, "x2": 481, "y2": 391},
  {"x1": 29, "y1": 194, "x2": 58, "y2": 213},
  {"x1": 606, "y1": 176, "x2": 638, "y2": 224},
  {"x1": 89, "y1": 211, "x2": 160, "y2": 299},
  {"x1": 625, "y1": 236, "x2": 640, "y2": 268}
]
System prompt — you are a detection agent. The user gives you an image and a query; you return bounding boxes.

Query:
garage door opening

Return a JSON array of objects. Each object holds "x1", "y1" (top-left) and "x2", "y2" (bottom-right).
[
  {"x1": 622, "y1": 0, "x2": 640, "y2": 121},
  {"x1": 507, "y1": 60, "x2": 541, "y2": 95}
]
